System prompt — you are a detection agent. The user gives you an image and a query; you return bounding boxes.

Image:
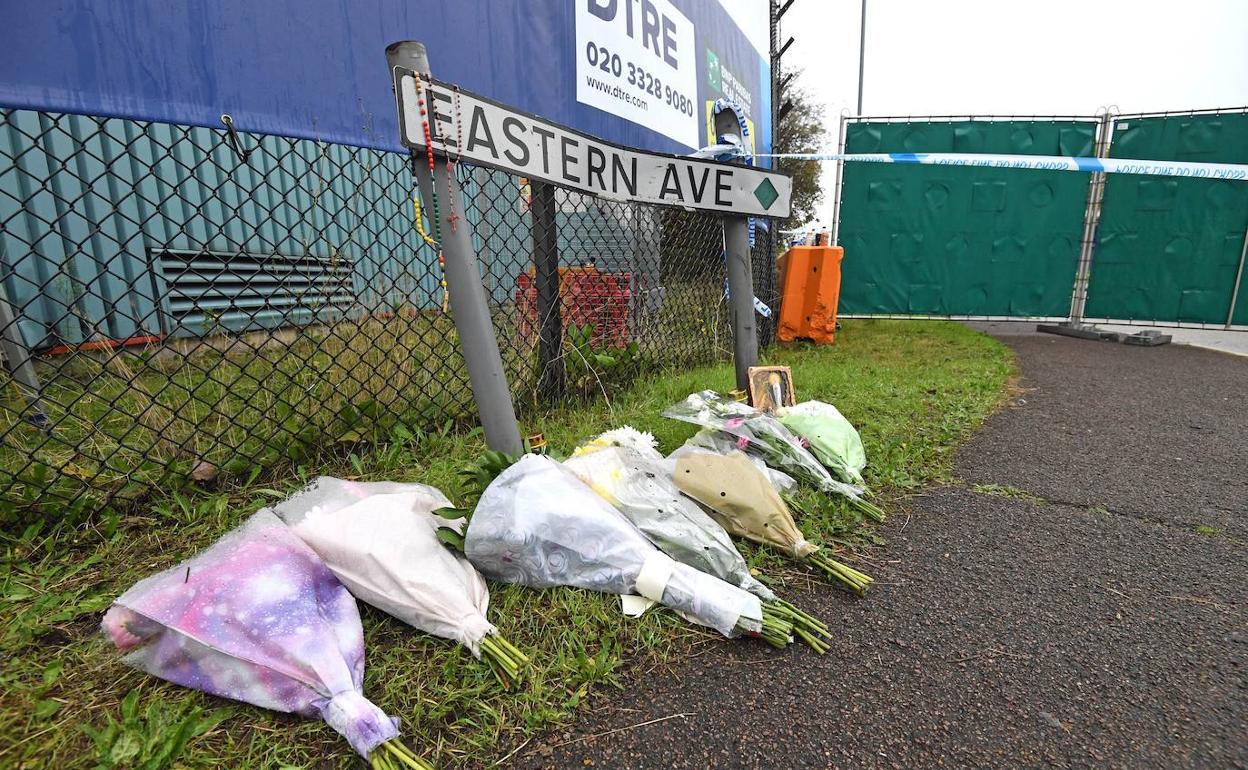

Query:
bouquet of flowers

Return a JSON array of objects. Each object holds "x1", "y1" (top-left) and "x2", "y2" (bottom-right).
[
  {"x1": 677, "y1": 431, "x2": 798, "y2": 493},
  {"x1": 102, "y1": 510, "x2": 434, "y2": 770},
  {"x1": 564, "y1": 430, "x2": 831, "y2": 650},
  {"x1": 673, "y1": 447, "x2": 874, "y2": 600},
  {"x1": 777, "y1": 400, "x2": 868, "y2": 487},
  {"x1": 465, "y1": 454, "x2": 796, "y2": 648},
  {"x1": 664, "y1": 391, "x2": 883, "y2": 521},
  {"x1": 273, "y1": 476, "x2": 530, "y2": 688}
]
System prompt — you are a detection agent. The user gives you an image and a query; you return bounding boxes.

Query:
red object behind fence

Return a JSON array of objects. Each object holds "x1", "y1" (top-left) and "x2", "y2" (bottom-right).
[{"x1": 516, "y1": 267, "x2": 632, "y2": 348}]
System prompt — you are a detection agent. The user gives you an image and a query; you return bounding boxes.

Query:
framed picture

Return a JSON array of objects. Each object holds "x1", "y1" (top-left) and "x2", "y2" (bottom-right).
[{"x1": 747, "y1": 366, "x2": 795, "y2": 412}]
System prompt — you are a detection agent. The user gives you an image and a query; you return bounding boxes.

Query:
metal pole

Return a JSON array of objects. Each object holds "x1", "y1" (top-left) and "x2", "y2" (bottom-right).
[
  {"x1": 0, "y1": 279, "x2": 47, "y2": 423},
  {"x1": 856, "y1": 0, "x2": 867, "y2": 115},
  {"x1": 1068, "y1": 113, "x2": 1112, "y2": 325},
  {"x1": 714, "y1": 108, "x2": 759, "y2": 393},
  {"x1": 831, "y1": 114, "x2": 848, "y2": 246},
  {"x1": 1226, "y1": 226, "x2": 1248, "y2": 329},
  {"x1": 530, "y1": 181, "x2": 564, "y2": 401},
  {"x1": 386, "y1": 41, "x2": 524, "y2": 455},
  {"x1": 770, "y1": 0, "x2": 780, "y2": 136},
  {"x1": 724, "y1": 217, "x2": 757, "y2": 393}
]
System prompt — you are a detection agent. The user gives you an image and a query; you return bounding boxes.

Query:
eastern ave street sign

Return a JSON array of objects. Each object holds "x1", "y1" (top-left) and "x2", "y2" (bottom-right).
[{"x1": 392, "y1": 69, "x2": 792, "y2": 218}]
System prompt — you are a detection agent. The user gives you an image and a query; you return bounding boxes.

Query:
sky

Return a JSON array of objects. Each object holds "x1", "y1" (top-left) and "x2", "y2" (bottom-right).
[{"x1": 778, "y1": 0, "x2": 1248, "y2": 226}]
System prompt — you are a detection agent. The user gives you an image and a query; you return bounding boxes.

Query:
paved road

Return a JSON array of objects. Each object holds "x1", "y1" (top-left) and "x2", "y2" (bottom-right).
[{"x1": 516, "y1": 329, "x2": 1247, "y2": 770}]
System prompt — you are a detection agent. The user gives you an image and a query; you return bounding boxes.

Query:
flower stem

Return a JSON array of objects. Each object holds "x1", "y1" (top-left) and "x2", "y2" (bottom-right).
[
  {"x1": 765, "y1": 599, "x2": 832, "y2": 653},
  {"x1": 371, "y1": 739, "x2": 436, "y2": 770},
  {"x1": 850, "y1": 496, "x2": 885, "y2": 521},
  {"x1": 756, "y1": 603, "x2": 795, "y2": 648},
  {"x1": 792, "y1": 624, "x2": 830, "y2": 654},
  {"x1": 492, "y1": 633, "x2": 531, "y2": 665},
  {"x1": 805, "y1": 551, "x2": 873, "y2": 595},
  {"x1": 481, "y1": 633, "x2": 530, "y2": 688}
]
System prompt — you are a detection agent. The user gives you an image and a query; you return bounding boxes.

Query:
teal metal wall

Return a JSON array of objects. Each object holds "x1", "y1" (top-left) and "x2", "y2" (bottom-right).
[{"x1": 0, "y1": 109, "x2": 441, "y2": 349}]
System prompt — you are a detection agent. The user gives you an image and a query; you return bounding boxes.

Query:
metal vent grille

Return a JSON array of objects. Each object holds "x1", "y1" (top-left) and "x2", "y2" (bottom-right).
[{"x1": 155, "y1": 249, "x2": 355, "y2": 334}]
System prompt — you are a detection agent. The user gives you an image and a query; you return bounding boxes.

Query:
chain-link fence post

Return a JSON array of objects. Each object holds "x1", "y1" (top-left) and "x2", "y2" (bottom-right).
[
  {"x1": 0, "y1": 279, "x2": 46, "y2": 424},
  {"x1": 386, "y1": 41, "x2": 523, "y2": 455},
  {"x1": 831, "y1": 113, "x2": 848, "y2": 246},
  {"x1": 530, "y1": 181, "x2": 564, "y2": 402}
]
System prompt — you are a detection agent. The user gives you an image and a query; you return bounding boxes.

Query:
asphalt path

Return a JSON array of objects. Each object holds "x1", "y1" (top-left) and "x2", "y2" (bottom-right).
[{"x1": 515, "y1": 328, "x2": 1247, "y2": 770}]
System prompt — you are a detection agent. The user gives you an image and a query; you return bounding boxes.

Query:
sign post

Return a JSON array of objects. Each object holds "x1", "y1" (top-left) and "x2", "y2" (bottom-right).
[
  {"x1": 716, "y1": 106, "x2": 759, "y2": 394},
  {"x1": 385, "y1": 41, "x2": 524, "y2": 456},
  {"x1": 389, "y1": 42, "x2": 791, "y2": 431}
]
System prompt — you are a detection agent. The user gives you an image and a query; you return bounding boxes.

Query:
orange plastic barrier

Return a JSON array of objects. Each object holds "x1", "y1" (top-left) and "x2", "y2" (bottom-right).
[{"x1": 777, "y1": 245, "x2": 844, "y2": 344}]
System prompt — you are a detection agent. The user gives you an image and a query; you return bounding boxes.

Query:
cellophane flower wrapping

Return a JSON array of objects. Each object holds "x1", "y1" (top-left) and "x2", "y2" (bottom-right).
[
  {"x1": 465, "y1": 454, "x2": 762, "y2": 638},
  {"x1": 676, "y1": 430, "x2": 798, "y2": 493},
  {"x1": 663, "y1": 390, "x2": 866, "y2": 501},
  {"x1": 777, "y1": 400, "x2": 867, "y2": 486},
  {"x1": 102, "y1": 510, "x2": 398, "y2": 758},
  {"x1": 564, "y1": 441, "x2": 775, "y2": 601},
  {"x1": 671, "y1": 447, "x2": 818, "y2": 560},
  {"x1": 273, "y1": 476, "x2": 495, "y2": 657}
]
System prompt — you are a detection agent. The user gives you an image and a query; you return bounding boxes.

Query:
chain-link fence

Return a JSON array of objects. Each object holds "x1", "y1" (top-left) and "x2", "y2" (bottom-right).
[{"x1": 0, "y1": 109, "x2": 778, "y2": 524}]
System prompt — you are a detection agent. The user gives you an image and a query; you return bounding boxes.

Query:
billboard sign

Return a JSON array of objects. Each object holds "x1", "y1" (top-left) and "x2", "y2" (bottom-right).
[
  {"x1": 574, "y1": 0, "x2": 700, "y2": 148},
  {"x1": 0, "y1": 1, "x2": 772, "y2": 160}
]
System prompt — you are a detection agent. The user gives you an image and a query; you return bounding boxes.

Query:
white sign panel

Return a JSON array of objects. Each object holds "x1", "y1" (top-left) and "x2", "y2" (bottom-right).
[
  {"x1": 574, "y1": 0, "x2": 699, "y2": 149},
  {"x1": 394, "y1": 72, "x2": 791, "y2": 218}
]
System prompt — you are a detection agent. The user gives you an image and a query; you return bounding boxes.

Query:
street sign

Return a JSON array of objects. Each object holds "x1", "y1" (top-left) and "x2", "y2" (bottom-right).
[{"x1": 393, "y1": 68, "x2": 791, "y2": 218}]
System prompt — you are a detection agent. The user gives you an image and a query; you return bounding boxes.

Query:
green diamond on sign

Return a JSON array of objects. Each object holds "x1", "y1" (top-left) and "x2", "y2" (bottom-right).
[{"x1": 753, "y1": 178, "x2": 779, "y2": 210}]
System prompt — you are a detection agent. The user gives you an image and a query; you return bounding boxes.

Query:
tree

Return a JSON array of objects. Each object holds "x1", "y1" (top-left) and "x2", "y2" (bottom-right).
[{"x1": 774, "y1": 68, "x2": 826, "y2": 229}]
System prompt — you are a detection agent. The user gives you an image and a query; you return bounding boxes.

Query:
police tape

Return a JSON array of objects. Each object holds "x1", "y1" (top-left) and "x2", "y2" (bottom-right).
[{"x1": 756, "y1": 152, "x2": 1248, "y2": 180}]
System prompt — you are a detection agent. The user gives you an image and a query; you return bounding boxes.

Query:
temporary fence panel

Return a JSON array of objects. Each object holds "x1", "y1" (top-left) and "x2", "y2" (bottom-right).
[
  {"x1": 1084, "y1": 111, "x2": 1248, "y2": 327},
  {"x1": 837, "y1": 119, "x2": 1097, "y2": 318}
]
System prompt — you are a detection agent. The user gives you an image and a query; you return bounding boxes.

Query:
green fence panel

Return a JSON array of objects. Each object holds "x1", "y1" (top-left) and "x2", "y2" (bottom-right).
[
  {"x1": 838, "y1": 120, "x2": 1096, "y2": 317},
  {"x1": 1085, "y1": 112, "x2": 1248, "y2": 326}
]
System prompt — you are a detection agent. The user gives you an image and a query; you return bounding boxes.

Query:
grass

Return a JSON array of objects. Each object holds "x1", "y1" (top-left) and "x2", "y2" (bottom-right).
[
  {"x1": 0, "y1": 320, "x2": 1013, "y2": 770},
  {"x1": 971, "y1": 483, "x2": 1046, "y2": 504},
  {"x1": 1, "y1": 281, "x2": 730, "y2": 524},
  {"x1": 0, "y1": 312, "x2": 473, "y2": 519}
]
